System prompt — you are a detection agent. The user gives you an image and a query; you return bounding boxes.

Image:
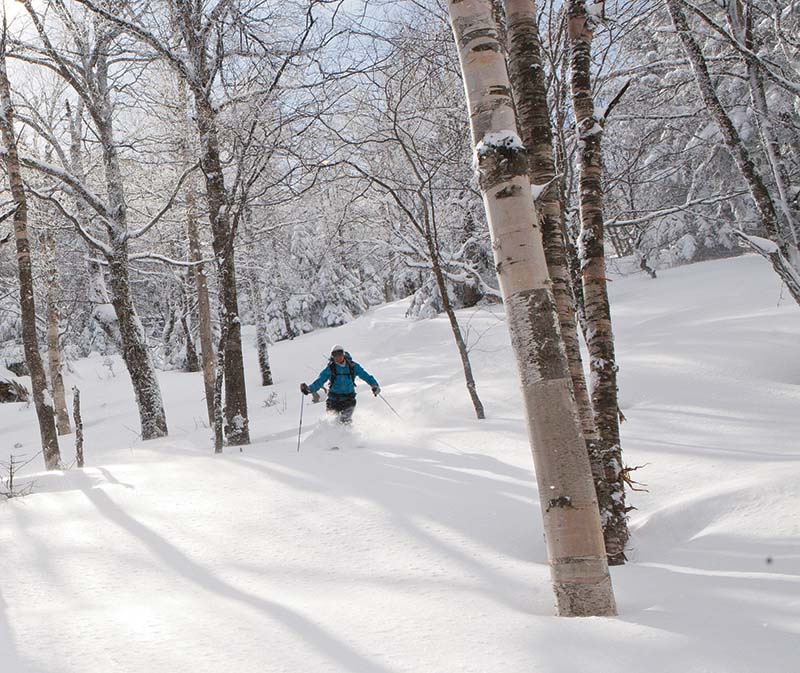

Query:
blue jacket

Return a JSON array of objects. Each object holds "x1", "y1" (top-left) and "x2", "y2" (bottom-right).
[{"x1": 309, "y1": 353, "x2": 378, "y2": 398}]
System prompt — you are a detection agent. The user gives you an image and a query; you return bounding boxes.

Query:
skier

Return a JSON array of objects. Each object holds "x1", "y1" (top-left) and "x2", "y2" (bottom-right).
[{"x1": 300, "y1": 345, "x2": 380, "y2": 425}]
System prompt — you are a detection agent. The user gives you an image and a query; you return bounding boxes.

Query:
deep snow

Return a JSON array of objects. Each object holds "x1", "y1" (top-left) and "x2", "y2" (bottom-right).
[{"x1": 1, "y1": 254, "x2": 798, "y2": 673}]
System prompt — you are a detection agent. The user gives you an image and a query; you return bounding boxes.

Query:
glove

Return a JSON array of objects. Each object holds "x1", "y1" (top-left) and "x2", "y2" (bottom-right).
[
  {"x1": 311, "y1": 392, "x2": 320, "y2": 403},
  {"x1": 300, "y1": 383, "x2": 310, "y2": 395},
  {"x1": 371, "y1": 385, "x2": 380, "y2": 397}
]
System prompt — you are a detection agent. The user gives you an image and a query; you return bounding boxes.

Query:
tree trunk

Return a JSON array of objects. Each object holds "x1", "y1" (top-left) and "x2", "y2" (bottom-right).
[
  {"x1": 106, "y1": 244, "x2": 168, "y2": 439},
  {"x1": 568, "y1": 0, "x2": 629, "y2": 564},
  {"x1": 728, "y1": 3, "x2": 799, "y2": 251},
  {"x1": 213, "y1": 326, "x2": 227, "y2": 454},
  {"x1": 243, "y1": 212, "x2": 273, "y2": 387},
  {"x1": 43, "y1": 231, "x2": 71, "y2": 435},
  {"x1": 248, "y1": 269, "x2": 273, "y2": 387},
  {"x1": 179, "y1": 82, "x2": 216, "y2": 424},
  {"x1": 194, "y1": 95, "x2": 249, "y2": 445},
  {"x1": 73, "y1": 386, "x2": 84, "y2": 468},
  {"x1": 180, "y1": 276, "x2": 200, "y2": 373},
  {"x1": 447, "y1": 0, "x2": 616, "y2": 616},
  {"x1": 426, "y1": 233, "x2": 485, "y2": 419},
  {"x1": 95, "y1": 54, "x2": 168, "y2": 440},
  {"x1": 505, "y1": 0, "x2": 623, "y2": 563},
  {"x1": 665, "y1": 0, "x2": 800, "y2": 305},
  {"x1": 185, "y1": 171, "x2": 217, "y2": 426},
  {"x1": 0, "y1": 46, "x2": 61, "y2": 470}
]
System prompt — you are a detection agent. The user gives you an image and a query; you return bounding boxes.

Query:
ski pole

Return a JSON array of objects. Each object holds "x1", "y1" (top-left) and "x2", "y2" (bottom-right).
[
  {"x1": 297, "y1": 393, "x2": 305, "y2": 452},
  {"x1": 378, "y1": 393, "x2": 402, "y2": 419}
]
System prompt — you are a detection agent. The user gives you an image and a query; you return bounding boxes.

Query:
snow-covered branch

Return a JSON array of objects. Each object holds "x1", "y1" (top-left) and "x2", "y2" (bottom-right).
[
  {"x1": 607, "y1": 191, "x2": 748, "y2": 228},
  {"x1": 20, "y1": 156, "x2": 112, "y2": 222},
  {"x1": 124, "y1": 163, "x2": 199, "y2": 241}
]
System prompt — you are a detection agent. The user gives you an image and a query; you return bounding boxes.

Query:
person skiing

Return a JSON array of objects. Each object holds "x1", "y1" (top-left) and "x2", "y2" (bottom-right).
[{"x1": 300, "y1": 345, "x2": 380, "y2": 425}]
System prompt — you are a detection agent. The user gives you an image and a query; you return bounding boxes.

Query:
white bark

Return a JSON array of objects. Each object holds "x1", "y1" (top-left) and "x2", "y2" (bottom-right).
[{"x1": 446, "y1": 0, "x2": 616, "y2": 616}]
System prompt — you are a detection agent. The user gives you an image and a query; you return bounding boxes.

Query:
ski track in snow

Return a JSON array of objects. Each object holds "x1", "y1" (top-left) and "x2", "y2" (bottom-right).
[{"x1": 1, "y1": 254, "x2": 799, "y2": 673}]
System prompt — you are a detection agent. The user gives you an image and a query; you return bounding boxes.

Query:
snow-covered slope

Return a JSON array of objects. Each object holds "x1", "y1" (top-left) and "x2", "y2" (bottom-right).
[{"x1": 1, "y1": 254, "x2": 798, "y2": 673}]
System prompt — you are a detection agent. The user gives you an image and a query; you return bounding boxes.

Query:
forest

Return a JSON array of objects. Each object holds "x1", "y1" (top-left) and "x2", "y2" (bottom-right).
[{"x1": 0, "y1": 0, "x2": 798, "y2": 666}]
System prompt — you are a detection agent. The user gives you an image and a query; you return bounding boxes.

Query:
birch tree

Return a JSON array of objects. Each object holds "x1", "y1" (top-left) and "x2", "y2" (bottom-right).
[
  {"x1": 14, "y1": 1, "x2": 171, "y2": 439},
  {"x1": 504, "y1": 0, "x2": 627, "y2": 564},
  {"x1": 0, "y1": 30, "x2": 61, "y2": 469},
  {"x1": 71, "y1": 0, "x2": 328, "y2": 444},
  {"x1": 567, "y1": 0, "x2": 629, "y2": 563},
  {"x1": 41, "y1": 225, "x2": 71, "y2": 435},
  {"x1": 446, "y1": 0, "x2": 616, "y2": 616}
]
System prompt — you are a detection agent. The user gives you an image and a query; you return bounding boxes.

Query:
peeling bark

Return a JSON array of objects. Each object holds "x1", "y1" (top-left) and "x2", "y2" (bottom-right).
[
  {"x1": 567, "y1": 0, "x2": 629, "y2": 564},
  {"x1": 447, "y1": 0, "x2": 615, "y2": 616},
  {"x1": 505, "y1": 0, "x2": 620, "y2": 560}
]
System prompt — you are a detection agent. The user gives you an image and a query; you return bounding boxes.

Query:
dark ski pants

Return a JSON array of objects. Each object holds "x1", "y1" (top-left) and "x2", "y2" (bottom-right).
[{"x1": 326, "y1": 395, "x2": 356, "y2": 425}]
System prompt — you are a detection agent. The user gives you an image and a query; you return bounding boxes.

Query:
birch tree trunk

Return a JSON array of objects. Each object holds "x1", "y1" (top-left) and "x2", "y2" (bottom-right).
[
  {"x1": 43, "y1": 230, "x2": 71, "y2": 435},
  {"x1": 568, "y1": 0, "x2": 629, "y2": 564},
  {"x1": 186, "y1": 182, "x2": 217, "y2": 424},
  {"x1": 194, "y1": 95, "x2": 250, "y2": 445},
  {"x1": 66, "y1": 0, "x2": 269, "y2": 446},
  {"x1": 179, "y1": 276, "x2": 200, "y2": 373},
  {"x1": 505, "y1": 0, "x2": 622, "y2": 562},
  {"x1": 73, "y1": 386, "x2": 84, "y2": 468},
  {"x1": 665, "y1": 0, "x2": 800, "y2": 304},
  {"x1": 0, "y1": 44, "x2": 61, "y2": 470},
  {"x1": 242, "y1": 210, "x2": 273, "y2": 387},
  {"x1": 447, "y1": 0, "x2": 616, "y2": 616},
  {"x1": 250, "y1": 274, "x2": 273, "y2": 387},
  {"x1": 179, "y1": 83, "x2": 216, "y2": 424}
]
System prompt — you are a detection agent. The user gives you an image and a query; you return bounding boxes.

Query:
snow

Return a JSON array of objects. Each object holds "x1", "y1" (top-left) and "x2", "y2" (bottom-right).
[
  {"x1": 475, "y1": 130, "x2": 524, "y2": 157},
  {"x1": 742, "y1": 234, "x2": 779, "y2": 255},
  {"x1": 1, "y1": 254, "x2": 799, "y2": 672},
  {"x1": 530, "y1": 182, "x2": 548, "y2": 201},
  {"x1": 587, "y1": 2, "x2": 604, "y2": 17}
]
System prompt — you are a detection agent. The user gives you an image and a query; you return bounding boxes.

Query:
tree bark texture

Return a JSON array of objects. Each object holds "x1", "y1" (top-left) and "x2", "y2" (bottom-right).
[
  {"x1": 243, "y1": 211, "x2": 273, "y2": 387},
  {"x1": 180, "y1": 276, "x2": 201, "y2": 373},
  {"x1": 665, "y1": 0, "x2": 800, "y2": 305},
  {"x1": 73, "y1": 386, "x2": 84, "y2": 468},
  {"x1": 43, "y1": 231, "x2": 71, "y2": 435},
  {"x1": 95, "y1": 53, "x2": 168, "y2": 440},
  {"x1": 248, "y1": 267, "x2": 273, "y2": 387},
  {"x1": 568, "y1": 0, "x2": 629, "y2": 564},
  {"x1": 179, "y1": 81, "x2": 217, "y2": 423},
  {"x1": 0, "y1": 47, "x2": 61, "y2": 470},
  {"x1": 447, "y1": 0, "x2": 616, "y2": 616},
  {"x1": 194, "y1": 95, "x2": 249, "y2": 445},
  {"x1": 505, "y1": 0, "x2": 621, "y2": 562}
]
